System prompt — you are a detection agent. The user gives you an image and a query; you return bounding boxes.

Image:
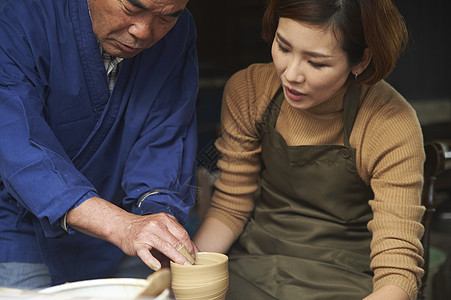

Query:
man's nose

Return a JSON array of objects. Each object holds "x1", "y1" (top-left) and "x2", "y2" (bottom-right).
[{"x1": 129, "y1": 16, "x2": 153, "y2": 41}]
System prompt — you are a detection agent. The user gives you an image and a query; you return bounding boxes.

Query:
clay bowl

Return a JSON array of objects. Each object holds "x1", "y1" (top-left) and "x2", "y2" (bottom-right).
[
  {"x1": 170, "y1": 283, "x2": 228, "y2": 298},
  {"x1": 171, "y1": 269, "x2": 228, "y2": 284},
  {"x1": 170, "y1": 252, "x2": 229, "y2": 300},
  {"x1": 171, "y1": 252, "x2": 228, "y2": 281},
  {"x1": 171, "y1": 276, "x2": 228, "y2": 288},
  {"x1": 171, "y1": 277, "x2": 228, "y2": 293}
]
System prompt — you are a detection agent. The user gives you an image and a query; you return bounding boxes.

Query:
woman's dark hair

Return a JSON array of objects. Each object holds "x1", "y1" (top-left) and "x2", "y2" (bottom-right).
[{"x1": 262, "y1": 0, "x2": 408, "y2": 85}]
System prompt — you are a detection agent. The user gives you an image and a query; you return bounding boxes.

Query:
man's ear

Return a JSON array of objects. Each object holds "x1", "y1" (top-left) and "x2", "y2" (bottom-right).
[{"x1": 351, "y1": 48, "x2": 372, "y2": 76}]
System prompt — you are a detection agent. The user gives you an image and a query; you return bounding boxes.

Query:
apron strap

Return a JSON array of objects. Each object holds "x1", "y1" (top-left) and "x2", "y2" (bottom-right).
[
  {"x1": 262, "y1": 87, "x2": 284, "y2": 128},
  {"x1": 343, "y1": 84, "x2": 361, "y2": 147}
]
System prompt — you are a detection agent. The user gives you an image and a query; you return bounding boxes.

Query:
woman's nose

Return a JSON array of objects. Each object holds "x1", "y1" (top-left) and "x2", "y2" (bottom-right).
[{"x1": 284, "y1": 60, "x2": 305, "y2": 83}]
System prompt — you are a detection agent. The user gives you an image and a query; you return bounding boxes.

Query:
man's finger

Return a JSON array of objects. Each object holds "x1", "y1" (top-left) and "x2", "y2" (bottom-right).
[
  {"x1": 141, "y1": 231, "x2": 193, "y2": 266},
  {"x1": 157, "y1": 215, "x2": 197, "y2": 257},
  {"x1": 137, "y1": 247, "x2": 161, "y2": 271},
  {"x1": 177, "y1": 244, "x2": 195, "y2": 264}
]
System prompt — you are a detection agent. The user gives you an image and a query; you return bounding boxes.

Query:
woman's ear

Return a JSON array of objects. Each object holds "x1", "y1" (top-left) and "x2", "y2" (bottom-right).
[{"x1": 351, "y1": 48, "x2": 372, "y2": 76}]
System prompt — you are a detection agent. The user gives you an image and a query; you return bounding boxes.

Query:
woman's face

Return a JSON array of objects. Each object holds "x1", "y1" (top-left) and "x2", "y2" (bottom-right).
[{"x1": 272, "y1": 18, "x2": 353, "y2": 110}]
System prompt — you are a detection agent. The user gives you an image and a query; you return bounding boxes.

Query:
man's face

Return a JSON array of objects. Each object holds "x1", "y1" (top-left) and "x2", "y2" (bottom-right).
[{"x1": 88, "y1": 0, "x2": 189, "y2": 58}]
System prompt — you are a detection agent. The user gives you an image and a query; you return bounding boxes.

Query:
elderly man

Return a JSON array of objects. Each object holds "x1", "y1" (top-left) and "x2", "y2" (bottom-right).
[{"x1": 0, "y1": 0, "x2": 198, "y2": 288}]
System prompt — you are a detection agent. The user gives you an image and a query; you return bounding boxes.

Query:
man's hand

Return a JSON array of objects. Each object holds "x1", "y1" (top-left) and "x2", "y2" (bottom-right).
[
  {"x1": 119, "y1": 212, "x2": 197, "y2": 270},
  {"x1": 66, "y1": 196, "x2": 197, "y2": 271}
]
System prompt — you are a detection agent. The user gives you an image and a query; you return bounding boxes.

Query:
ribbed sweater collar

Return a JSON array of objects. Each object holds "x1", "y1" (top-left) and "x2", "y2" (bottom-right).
[{"x1": 305, "y1": 84, "x2": 348, "y2": 115}]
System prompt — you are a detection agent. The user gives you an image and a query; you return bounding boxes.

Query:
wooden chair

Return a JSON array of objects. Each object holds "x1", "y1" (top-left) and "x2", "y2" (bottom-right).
[{"x1": 418, "y1": 140, "x2": 451, "y2": 299}]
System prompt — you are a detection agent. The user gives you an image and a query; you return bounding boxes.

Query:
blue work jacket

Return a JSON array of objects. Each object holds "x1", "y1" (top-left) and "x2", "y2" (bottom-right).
[{"x1": 0, "y1": 0, "x2": 198, "y2": 284}]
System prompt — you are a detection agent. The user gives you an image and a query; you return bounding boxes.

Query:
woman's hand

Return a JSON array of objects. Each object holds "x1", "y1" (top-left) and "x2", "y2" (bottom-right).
[
  {"x1": 193, "y1": 217, "x2": 237, "y2": 253},
  {"x1": 363, "y1": 285, "x2": 410, "y2": 300}
]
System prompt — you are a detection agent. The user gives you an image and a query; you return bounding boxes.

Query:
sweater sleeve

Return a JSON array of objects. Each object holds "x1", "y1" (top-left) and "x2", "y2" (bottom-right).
[
  {"x1": 354, "y1": 83, "x2": 426, "y2": 299},
  {"x1": 206, "y1": 64, "x2": 278, "y2": 236}
]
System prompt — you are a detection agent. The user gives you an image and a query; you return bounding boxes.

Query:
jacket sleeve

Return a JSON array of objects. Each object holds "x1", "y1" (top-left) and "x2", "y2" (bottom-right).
[
  {"x1": 0, "y1": 8, "x2": 97, "y2": 238},
  {"x1": 121, "y1": 10, "x2": 199, "y2": 225}
]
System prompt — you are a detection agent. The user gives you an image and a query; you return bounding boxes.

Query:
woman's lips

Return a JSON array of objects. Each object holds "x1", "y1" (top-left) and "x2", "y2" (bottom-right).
[{"x1": 284, "y1": 86, "x2": 306, "y2": 101}]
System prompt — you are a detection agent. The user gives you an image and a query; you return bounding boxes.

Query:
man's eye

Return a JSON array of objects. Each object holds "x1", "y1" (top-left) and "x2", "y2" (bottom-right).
[
  {"x1": 124, "y1": 7, "x2": 135, "y2": 14},
  {"x1": 160, "y1": 17, "x2": 172, "y2": 23},
  {"x1": 123, "y1": 4, "x2": 139, "y2": 14}
]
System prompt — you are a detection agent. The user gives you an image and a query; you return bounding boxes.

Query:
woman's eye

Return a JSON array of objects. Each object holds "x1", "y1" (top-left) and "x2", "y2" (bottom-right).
[
  {"x1": 278, "y1": 44, "x2": 289, "y2": 53},
  {"x1": 309, "y1": 61, "x2": 326, "y2": 68}
]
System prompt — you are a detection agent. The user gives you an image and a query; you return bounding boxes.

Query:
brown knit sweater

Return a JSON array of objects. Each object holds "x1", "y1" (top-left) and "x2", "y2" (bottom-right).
[{"x1": 206, "y1": 63, "x2": 425, "y2": 299}]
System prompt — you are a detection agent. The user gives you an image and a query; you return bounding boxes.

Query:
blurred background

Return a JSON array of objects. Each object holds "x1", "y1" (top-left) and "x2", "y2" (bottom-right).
[{"x1": 186, "y1": 1, "x2": 451, "y2": 299}]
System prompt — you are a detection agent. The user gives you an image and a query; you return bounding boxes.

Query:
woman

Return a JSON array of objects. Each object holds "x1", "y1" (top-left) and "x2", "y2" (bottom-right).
[{"x1": 194, "y1": 0, "x2": 425, "y2": 299}]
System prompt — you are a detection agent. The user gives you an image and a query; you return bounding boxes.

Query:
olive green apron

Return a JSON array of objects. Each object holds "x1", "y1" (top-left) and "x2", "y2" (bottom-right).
[{"x1": 227, "y1": 85, "x2": 374, "y2": 300}]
